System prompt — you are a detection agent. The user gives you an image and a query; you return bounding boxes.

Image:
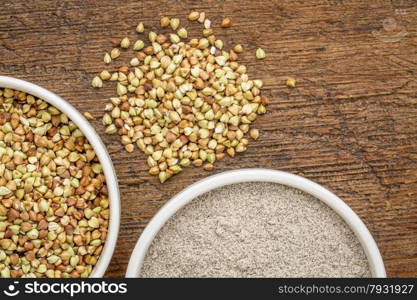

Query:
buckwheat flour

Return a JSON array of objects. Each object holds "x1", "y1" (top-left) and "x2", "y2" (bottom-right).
[{"x1": 140, "y1": 182, "x2": 371, "y2": 278}]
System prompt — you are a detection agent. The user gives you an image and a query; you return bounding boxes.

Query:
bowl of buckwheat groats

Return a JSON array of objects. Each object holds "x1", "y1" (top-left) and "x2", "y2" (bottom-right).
[{"x1": 0, "y1": 76, "x2": 120, "y2": 278}]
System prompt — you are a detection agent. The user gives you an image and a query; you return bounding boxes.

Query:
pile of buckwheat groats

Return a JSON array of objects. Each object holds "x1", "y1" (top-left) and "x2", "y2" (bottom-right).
[
  {"x1": 0, "y1": 88, "x2": 109, "y2": 278},
  {"x1": 92, "y1": 12, "x2": 269, "y2": 183}
]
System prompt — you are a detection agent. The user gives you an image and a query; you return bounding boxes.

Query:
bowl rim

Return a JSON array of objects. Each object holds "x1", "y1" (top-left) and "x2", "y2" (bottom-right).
[
  {"x1": 126, "y1": 168, "x2": 386, "y2": 278},
  {"x1": 0, "y1": 75, "x2": 120, "y2": 277}
]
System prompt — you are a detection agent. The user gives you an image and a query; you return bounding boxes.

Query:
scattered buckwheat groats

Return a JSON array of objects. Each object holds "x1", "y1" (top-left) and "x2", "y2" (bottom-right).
[
  {"x1": 136, "y1": 22, "x2": 145, "y2": 33},
  {"x1": 255, "y1": 48, "x2": 266, "y2": 59},
  {"x1": 221, "y1": 17, "x2": 232, "y2": 28},
  {"x1": 92, "y1": 12, "x2": 269, "y2": 183},
  {"x1": 0, "y1": 88, "x2": 109, "y2": 278},
  {"x1": 286, "y1": 77, "x2": 296, "y2": 88}
]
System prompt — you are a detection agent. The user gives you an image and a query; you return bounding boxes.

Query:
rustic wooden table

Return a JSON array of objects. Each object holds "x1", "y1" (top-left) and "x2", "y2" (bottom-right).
[{"x1": 1, "y1": 0, "x2": 416, "y2": 277}]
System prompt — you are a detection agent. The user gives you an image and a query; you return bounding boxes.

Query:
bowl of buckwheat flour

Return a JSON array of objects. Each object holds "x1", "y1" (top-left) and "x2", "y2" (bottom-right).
[{"x1": 126, "y1": 169, "x2": 385, "y2": 278}]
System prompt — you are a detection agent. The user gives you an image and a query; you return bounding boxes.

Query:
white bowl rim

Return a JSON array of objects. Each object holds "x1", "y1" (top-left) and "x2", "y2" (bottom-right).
[
  {"x1": 0, "y1": 75, "x2": 120, "y2": 277},
  {"x1": 126, "y1": 168, "x2": 386, "y2": 278}
]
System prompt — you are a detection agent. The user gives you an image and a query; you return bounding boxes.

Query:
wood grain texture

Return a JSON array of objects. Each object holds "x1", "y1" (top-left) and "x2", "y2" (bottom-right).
[{"x1": 1, "y1": 0, "x2": 417, "y2": 277}]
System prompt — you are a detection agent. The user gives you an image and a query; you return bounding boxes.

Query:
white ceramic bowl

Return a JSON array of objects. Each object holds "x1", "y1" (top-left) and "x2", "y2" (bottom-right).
[
  {"x1": 0, "y1": 76, "x2": 120, "y2": 277},
  {"x1": 126, "y1": 168, "x2": 386, "y2": 277}
]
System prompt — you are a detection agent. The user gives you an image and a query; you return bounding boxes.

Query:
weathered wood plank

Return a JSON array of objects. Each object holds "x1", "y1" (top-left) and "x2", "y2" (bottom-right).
[{"x1": 1, "y1": 0, "x2": 416, "y2": 277}]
